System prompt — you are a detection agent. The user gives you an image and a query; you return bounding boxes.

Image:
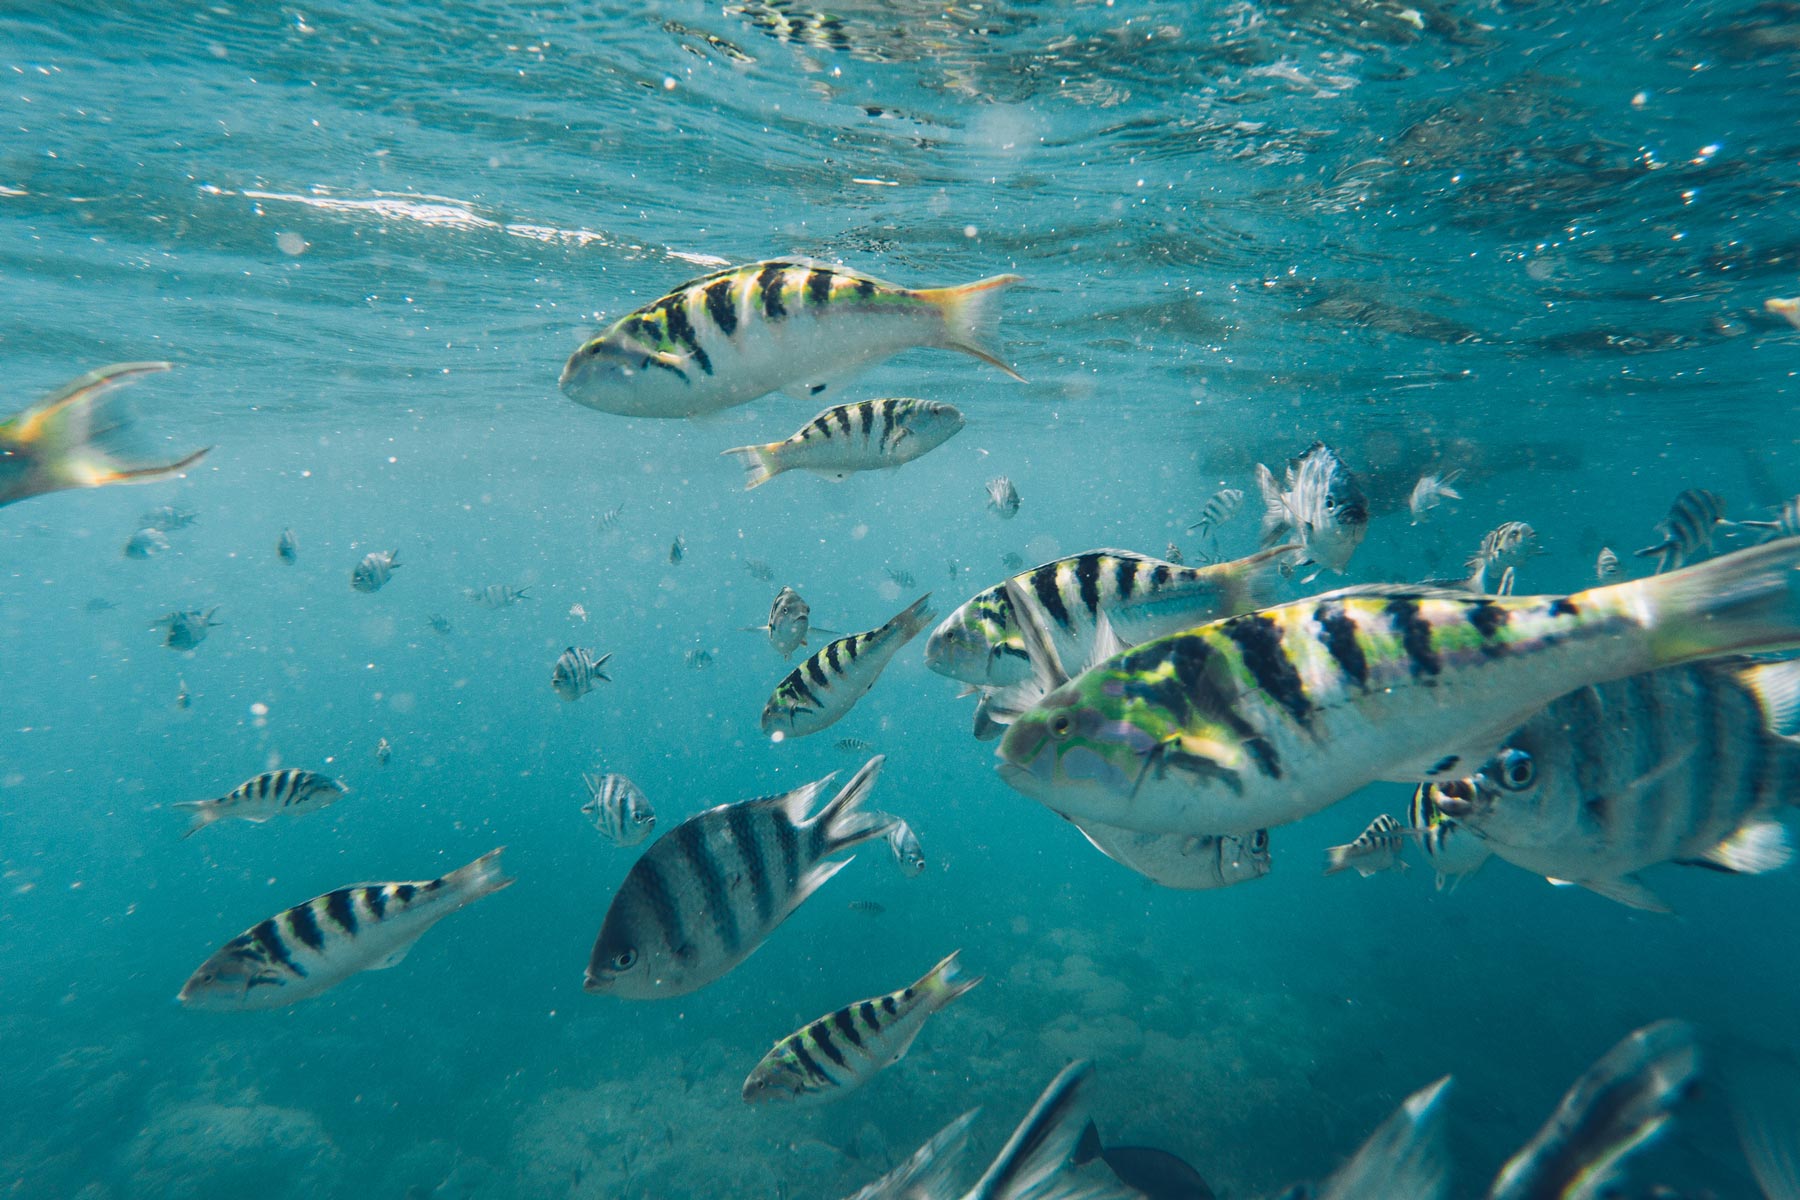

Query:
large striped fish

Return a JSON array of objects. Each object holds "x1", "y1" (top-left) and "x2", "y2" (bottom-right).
[
  {"x1": 559, "y1": 258, "x2": 1022, "y2": 419},
  {"x1": 586, "y1": 757, "x2": 894, "y2": 999},
  {"x1": 173, "y1": 768, "x2": 347, "y2": 838},
  {"x1": 177, "y1": 848, "x2": 513, "y2": 1011},
  {"x1": 762, "y1": 595, "x2": 934, "y2": 738},
  {"x1": 742, "y1": 950, "x2": 980, "y2": 1106},
  {"x1": 0, "y1": 362, "x2": 208, "y2": 509},
  {"x1": 997, "y1": 538, "x2": 1800, "y2": 837},
  {"x1": 1428, "y1": 658, "x2": 1800, "y2": 912},
  {"x1": 722, "y1": 397, "x2": 964, "y2": 490}
]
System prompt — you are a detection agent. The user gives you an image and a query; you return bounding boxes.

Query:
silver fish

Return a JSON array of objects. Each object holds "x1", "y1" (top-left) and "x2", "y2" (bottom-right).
[
  {"x1": 885, "y1": 818, "x2": 925, "y2": 877},
  {"x1": 1407, "y1": 784, "x2": 1490, "y2": 891},
  {"x1": 1187, "y1": 487, "x2": 1245, "y2": 538},
  {"x1": 466, "y1": 583, "x2": 531, "y2": 608},
  {"x1": 1636, "y1": 488, "x2": 1731, "y2": 575},
  {"x1": 570, "y1": 603, "x2": 588, "y2": 622},
  {"x1": 123, "y1": 527, "x2": 170, "y2": 559},
  {"x1": 351, "y1": 548, "x2": 400, "y2": 593},
  {"x1": 886, "y1": 567, "x2": 917, "y2": 589},
  {"x1": 1073, "y1": 821, "x2": 1271, "y2": 892},
  {"x1": 375, "y1": 738, "x2": 392, "y2": 766},
  {"x1": 585, "y1": 757, "x2": 893, "y2": 998},
  {"x1": 140, "y1": 504, "x2": 198, "y2": 531},
  {"x1": 1429, "y1": 658, "x2": 1800, "y2": 912},
  {"x1": 685, "y1": 647, "x2": 714, "y2": 669},
  {"x1": 178, "y1": 849, "x2": 514, "y2": 1011},
  {"x1": 172, "y1": 768, "x2": 347, "y2": 838},
  {"x1": 761, "y1": 595, "x2": 935, "y2": 738},
  {"x1": 1165, "y1": 542, "x2": 1184, "y2": 564},
  {"x1": 1741, "y1": 495, "x2": 1800, "y2": 543},
  {"x1": 986, "y1": 475, "x2": 1020, "y2": 519},
  {"x1": 722, "y1": 397, "x2": 964, "y2": 490},
  {"x1": 1595, "y1": 546, "x2": 1620, "y2": 581},
  {"x1": 669, "y1": 535, "x2": 686, "y2": 565},
  {"x1": 745, "y1": 585, "x2": 822, "y2": 659},
  {"x1": 157, "y1": 607, "x2": 221, "y2": 651},
  {"x1": 551, "y1": 646, "x2": 613, "y2": 701},
  {"x1": 277, "y1": 527, "x2": 298, "y2": 564},
  {"x1": 1255, "y1": 441, "x2": 1369, "y2": 578},
  {"x1": 582, "y1": 772, "x2": 656, "y2": 846},
  {"x1": 1323, "y1": 813, "x2": 1408, "y2": 877},
  {"x1": 427, "y1": 613, "x2": 453, "y2": 636},
  {"x1": 744, "y1": 558, "x2": 776, "y2": 582},
  {"x1": 1407, "y1": 471, "x2": 1463, "y2": 525},
  {"x1": 1464, "y1": 521, "x2": 1538, "y2": 592}
]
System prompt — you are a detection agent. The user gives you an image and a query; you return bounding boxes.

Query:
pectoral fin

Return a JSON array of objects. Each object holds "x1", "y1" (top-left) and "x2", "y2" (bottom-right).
[
  {"x1": 371, "y1": 942, "x2": 417, "y2": 970},
  {"x1": 1571, "y1": 875, "x2": 1673, "y2": 914}
]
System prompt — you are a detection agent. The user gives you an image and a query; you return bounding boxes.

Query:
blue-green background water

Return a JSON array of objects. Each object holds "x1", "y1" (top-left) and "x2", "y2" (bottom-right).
[{"x1": 3, "y1": 1, "x2": 1798, "y2": 1196}]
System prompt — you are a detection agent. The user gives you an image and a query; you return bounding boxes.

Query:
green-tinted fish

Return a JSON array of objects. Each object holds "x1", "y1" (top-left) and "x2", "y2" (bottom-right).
[
  {"x1": 723, "y1": 397, "x2": 964, "y2": 489},
  {"x1": 742, "y1": 950, "x2": 980, "y2": 1106},
  {"x1": 1323, "y1": 814, "x2": 1408, "y2": 878},
  {"x1": 1407, "y1": 783, "x2": 1491, "y2": 891},
  {"x1": 1072, "y1": 820, "x2": 1270, "y2": 892},
  {"x1": 997, "y1": 539, "x2": 1800, "y2": 837},
  {"x1": 560, "y1": 258, "x2": 1022, "y2": 419},
  {"x1": 0, "y1": 363, "x2": 208, "y2": 509},
  {"x1": 762, "y1": 595, "x2": 934, "y2": 738},
  {"x1": 173, "y1": 768, "x2": 348, "y2": 838},
  {"x1": 1428, "y1": 658, "x2": 1800, "y2": 912}
]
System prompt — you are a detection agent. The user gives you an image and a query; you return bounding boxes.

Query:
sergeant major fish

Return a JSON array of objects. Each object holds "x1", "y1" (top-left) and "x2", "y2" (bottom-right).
[
  {"x1": 585, "y1": 757, "x2": 894, "y2": 998},
  {"x1": 552, "y1": 647, "x2": 613, "y2": 701},
  {"x1": 996, "y1": 538, "x2": 1800, "y2": 838},
  {"x1": 178, "y1": 848, "x2": 513, "y2": 1011},
  {"x1": 1255, "y1": 441, "x2": 1369, "y2": 579},
  {"x1": 986, "y1": 476, "x2": 1020, "y2": 519},
  {"x1": 762, "y1": 595, "x2": 934, "y2": 738},
  {"x1": 560, "y1": 258, "x2": 1023, "y2": 419},
  {"x1": 173, "y1": 768, "x2": 348, "y2": 838},
  {"x1": 466, "y1": 583, "x2": 531, "y2": 608},
  {"x1": 742, "y1": 950, "x2": 981, "y2": 1106},
  {"x1": 0, "y1": 363, "x2": 208, "y2": 510},
  {"x1": 722, "y1": 398, "x2": 964, "y2": 490},
  {"x1": 1187, "y1": 487, "x2": 1244, "y2": 539},
  {"x1": 1636, "y1": 488, "x2": 1731, "y2": 575},
  {"x1": 1464, "y1": 521, "x2": 1538, "y2": 594},
  {"x1": 582, "y1": 772, "x2": 656, "y2": 846},
  {"x1": 351, "y1": 549, "x2": 399, "y2": 593},
  {"x1": 745, "y1": 585, "x2": 831, "y2": 659},
  {"x1": 158, "y1": 607, "x2": 221, "y2": 651},
  {"x1": 1323, "y1": 814, "x2": 1408, "y2": 877}
]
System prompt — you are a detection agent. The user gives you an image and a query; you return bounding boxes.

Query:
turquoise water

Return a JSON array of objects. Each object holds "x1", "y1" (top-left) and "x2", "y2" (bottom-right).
[{"x1": 3, "y1": 1, "x2": 1798, "y2": 1196}]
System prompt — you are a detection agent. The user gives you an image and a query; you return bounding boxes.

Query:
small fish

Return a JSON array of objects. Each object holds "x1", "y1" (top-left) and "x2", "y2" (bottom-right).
[
  {"x1": 1001, "y1": 551, "x2": 1025, "y2": 571},
  {"x1": 1741, "y1": 495, "x2": 1800, "y2": 542},
  {"x1": 172, "y1": 768, "x2": 348, "y2": 838},
  {"x1": 1636, "y1": 489, "x2": 1731, "y2": 574},
  {"x1": 669, "y1": 535, "x2": 686, "y2": 565},
  {"x1": 1072, "y1": 821, "x2": 1271, "y2": 892},
  {"x1": 1406, "y1": 783, "x2": 1490, "y2": 892},
  {"x1": 597, "y1": 503, "x2": 625, "y2": 531},
  {"x1": 427, "y1": 613, "x2": 453, "y2": 636},
  {"x1": 1255, "y1": 441, "x2": 1369, "y2": 579},
  {"x1": 351, "y1": 548, "x2": 400, "y2": 593},
  {"x1": 1186, "y1": 487, "x2": 1245, "y2": 538},
  {"x1": 745, "y1": 585, "x2": 829, "y2": 659},
  {"x1": 178, "y1": 848, "x2": 514, "y2": 1011},
  {"x1": 84, "y1": 597, "x2": 117, "y2": 613},
  {"x1": 586, "y1": 757, "x2": 894, "y2": 998},
  {"x1": 946, "y1": 558, "x2": 962, "y2": 581},
  {"x1": 848, "y1": 900, "x2": 885, "y2": 916},
  {"x1": 465, "y1": 583, "x2": 531, "y2": 609},
  {"x1": 0, "y1": 363, "x2": 208, "y2": 510},
  {"x1": 742, "y1": 950, "x2": 981, "y2": 1106},
  {"x1": 277, "y1": 528, "x2": 299, "y2": 564},
  {"x1": 157, "y1": 607, "x2": 221, "y2": 651},
  {"x1": 569, "y1": 603, "x2": 588, "y2": 622},
  {"x1": 1408, "y1": 471, "x2": 1463, "y2": 525},
  {"x1": 885, "y1": 818, "x2": 925, "y2": 877},
  {"x1": 722, "y1": 397, "x2": 965, "y2": 489},
  {"x1": 986, "y1": 476, "x2": 1020, "y2": 519},
  {"x1": 375, "y1": 738, "x2": 392, "y2": 767},
  {"x1": 835, "y1": 737, "x2": 874, "y2": 753},
  {"x1": 552, "y1": 647, "x2": 613, "y2": 702},
  {"x1": 1595, "y1": 546, "x2": 1620, "y2": 581},
  {"x1": 140, "y1": 504, "x2": 198, "y2": 531},
  {"x1": 123, "y1": 527, "x2": 170, "y2": 559},
  {"x1": 1464, "y1": 521, "x2": 1539, "y2": 592},
  {"x1": 1164, "y1": 542, "x2": 1184, "y2": 565},
  {"x1": 175, "y1": 679, "x2": 191, "y2": 710},
  {"x1": 581, "y1": 772, "x2": 656, "y2": 846},
  {"x1": 885, "y1": 567, "x2": 916, "y2": 589},
  {"x1": 559, "y1": 259, "x2": 1022, "y2": 420},
  {"x1": 762, "y1": 595, "x2": 935, "y2": 738},
  {"x1": 685, "y1": 647, "x2": 714, "y2": 669},
  {"x1": 744, "y1": 558, "x2": 776, "y2": 582},
  {"x1": 1323, "y1": 814, "x2": 1408, "y2": 877}
]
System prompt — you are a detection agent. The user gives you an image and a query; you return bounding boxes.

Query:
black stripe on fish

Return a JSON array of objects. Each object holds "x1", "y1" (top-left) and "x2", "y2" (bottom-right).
[
  {"x1": 663, "y1": 301, "x2": 713, "y2": 377},
  {"x1": 676, "y1": 820, "x2": 738, "y2": 956},
  {"x1": 1030, "y1": 565, "x2": 1072, "y2": 630},
  {"x1": 825, "y1": 641, "x2": 844, "y2": 676},
  {"x1": 729, "y1": 805, "x2": 773, "y2": 927},
  {"x1": 252, "y1": 918, "x2": 305, "y2": 977},
  {"x1": 1225, "y1": 613, "x2": 1313, "y2": 725},
  {"x1": 1549, "y1": 597, "x2": 1579, "y2": 618},
  {"x1": 881, "y1": 995, "x2": 898, "y2": 1016},
  {"x1": 1246, "y1": 735, "x2": 1283, "y2": 780},
  {"x1": 1150, "y1": 564, "x2": 1171, "y2": 587},
  {"x1": 806, "y1": 654, "x2": 831, "y2": 689},
  {"x1": 633, "y1": 857, "x2": 687, "y2": 959},
  {"x1": 1469, "y1": 599, "x2": 1511, "y2": 657},
  {"x1": 811, "y1": 1018, "x2": 847, "y2": 1068},
  {"x1": 395, "y1": 883, "x2": 417, "y2": 905},
  {"x1": 854, "y1": 276, "x2": 876, "y2": 300},
  {"x1": 1314, "y1": 600, "x2": 1369, "y2": 689},
  {"x1": 758, "y1": 263, "x2": 787, "y2": 319},
  {"x1": 1113, "y1": 556, "x2": 1140, "y2": 602},
  {"x1": 1074, "y1": 554, "x2": 1102, "y2": 618},
  {"x1": 833, "y1": 1007, "x2": 864, "y2": 1048},
  {"x1": 786, "y1": 674, "x2": 823, "y2": 711},
  {"x1": 878, "y1": 400, "x2": 893, "y2": 447},
  {"x1": 324, "y1": 888, "x2": 358, "y2": 935},
  {"x1": 806, "y1": 268, "x2": 834, "y2": 306},
  {"x1": 773, "y1": 805, "x2": 800, "y2": 892},
  {"x1": 859, "y1": 999, "x2": 881, "y2": 1030},
  {"x1": 365, "y1": 886, "x2": 388, "y2": 920},
  {"x1": 792, "y1": 1038, "x2": 832, "y2": 1084},
  {"x1": 1385, "y1": 598, "x2": 1441, "y2": 678},
  {"x1": 704, "y1": 278, "x2": 737, "y2": 337},
  {"x1": 284, "y1": 902, "x2": 325, "y2": 952},
  {"x1": 1694, "y1": 668, "x2": 1726, "y2": 828}
]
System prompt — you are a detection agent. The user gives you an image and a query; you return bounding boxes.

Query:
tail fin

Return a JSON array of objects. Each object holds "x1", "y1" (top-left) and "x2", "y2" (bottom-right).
[
  {"x1": 808, "y1": 755, "x2": 892, "y2": 855},
  {"x1": 1629, "y1": 538, "x2": 1800, "y2": 665},
  {"x1": 1488, "y1": 1019, "x2": 1699, "y2": 1200},
  {"x1": 1322, "y1": 840, "x2": 1359, "y2": 877},
  {"x1": 1, "y1": 362, "x2": 209, "y2": 498},
  {"x1": 1255, "y1": 462, "x2": 1292, "y2": 548},
  {"x1": 1318, "y1": 1076, "x2": 1452, "y2": 1200},
  {"x1": 914, "y1": 274, "x2": 1026, "y2": 382},
  {"x1": 881, "y1": 594, "x2": 937, "y2": 644},
  {"x1": 439, "y1": 847, "x2": 517, "y2": 905},
  {"x1": 171, "y1": 799, "x2": 219, "y2": 840},
  {"x1": 846, "y1": 1109, "x2": 981, "y2": 1200},
  {"x1": 1216, "y1": 543, "x2": 1302, "y2": 615},
  {"x1": 720, "y1": 442, "x2": 784, "y2": 490},
  {"x1": 968, "y1": 1060, "x2": 1137, "y2": 1200},
  {"x1": 1727, "y1": 1043, "x2": 1800, "y2": 1200},
  {"x1": 916, "y1": 949, "x2": 984, "y2": 1013}
]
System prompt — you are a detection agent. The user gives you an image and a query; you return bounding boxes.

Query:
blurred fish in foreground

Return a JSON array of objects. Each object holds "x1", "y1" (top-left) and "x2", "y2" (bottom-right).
[
  {"x1": 1727, "y1": 1042, "x2": 1800, "y2": 1200},
  {"x1": 0, "y1": 363, "x2": 208, "y2": 510}
]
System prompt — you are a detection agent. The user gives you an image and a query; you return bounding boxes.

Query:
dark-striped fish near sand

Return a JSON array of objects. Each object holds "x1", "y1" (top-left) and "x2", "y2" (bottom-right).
[
  {"x1": 742, "y1": 950, "x2": 980, "y2": 1105},
  {"x1": 1636, "y1": 488, "x2": 1731, "y2": 574},
  {"x1": 762, "y1": 595, "x2": 934, "y2": 738},
  {"x1": 722, "y1": 397, "x2": 964, "y2": 489},
  {"x1": 0, "y1": 363, "x2": 208, "y2": 509},
  {"x1": 552, "y1": 646, "x2": 612, "y2": 701},
  {"x1": 585, "y1": 757, "x2": 894, "y2": 998},
  {"x1": 173, "y1": 768, "x2": 347, "y2": 838},
  {"x1": 560, "y1": 258, "x2": 1022, "y2": 419},
  {"x1": 351, "y1": 548, "x2": 399, "y2": 593},
  {"x1": 158, "y1": 607, "x2": 221, "y2": 651},
  {"x1": 1323, "y1": 814, "x2": 1409, "y2": 877},
  {"x1": 582, "y1": 772, "x2": 656, "y2": 846},
  {"x1": 178, "y1": 848, "x2": 513, "y2": 1011},
  {"x1": 277, "y1": 527, "x2": 298, "y2": 564}
]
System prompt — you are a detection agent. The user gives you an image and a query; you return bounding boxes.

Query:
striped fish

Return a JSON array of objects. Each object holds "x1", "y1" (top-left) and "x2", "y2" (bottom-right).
[
  {"x1": 551, "y1": 646, "x2": 612, "y2": 701},
  {"x1": 1464, "y1": 521, "x2": 1537, "y2": 592},
  {"x1": 559, "y1": 258, "x2": 1022, "y2": 419},
  {"x1": 722, "y1": 397, "x2": 964, "y2": 489},
  {"x1": 0, "y1": 362, "x2": 208, "y2": 509},
  {"x1": 1427, "y1": 658, "x2": 1800, "y2": 912},
  {"x1": 996, "y1": 538, "x2": 1800, "y2": 837},
  {"x1": 1407, "y1": 783, "x2": 1491, "y2": 891},
  {"x1": 1165, "y1": 541, "x2": 1184, "y2": 564},
  {"x1": 1323, "y1": 814, "x2": 1408, "y2": 877},
  {"x1": 926, "y1": 546, "x2": 1296, "y2": 690},
  {"x1": 177, "y1": 848, "x2": 514, "y2": 1011},
  {"x1": 582, "y1": 773, "x2": 656, "y2": 846},
  {"x1": 1071, "y1": 820, "x2": 1270, "y2": 892},
  {"x1": 173, "y1": 768, "x2": 348, "y2": 838},
  {"x1": 986, "y1": 475, "x2": 1020, "y2": 518},
  {"x1": 761, "y1": 595, "x2": 934, "y2": 738},
  {"x1": 885, "y1": 818, "x2": 925, "y2": 877},
  {"x1": 1255, "y1": 441, "x2": 1368, "y2": 579},
  {"x1": 277, "y1": 527, "x2": 298, "y2": 564},
  {"x1": 585, "y1": 757, "x2": 893, "y2": 998},
  {"x1": 124, "y1": 527, "x2": 170, "y2": 558},
  {"x1": 1186, "y1": 487, "x2": 1244, "y2": 538},
  {"x1": 1595, "y1": 546, "x2": 1619, "y2": 581},
  {"x1": 466, "y1": 583, "x2": 531, "y2": 608},
  {"x1": 1743, "y1": 495, "x2": 1800, "y2": 542},
  {"x1": 351, "y1": 548, "x2": 399, "y2": 593},
  {"x1": 1637, "y1": 488, "x2": 1731, "y2": 574},
  {"x1": 158, "y1": 606, "x2": 221, "y2": 651},
  {"x1": 742, "y1": 950, "x2": 980, "y2": 1105}
]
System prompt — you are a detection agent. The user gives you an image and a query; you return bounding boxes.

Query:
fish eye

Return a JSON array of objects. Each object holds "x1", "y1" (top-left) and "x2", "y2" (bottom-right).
[
  {"x1": 611, "y1": 948, "x2": 638, "y2": 971},
  {"x1": 1251, "y1": 831, "x2": 1269, "y2": 853},
  {"x1": 1497, "y1": 749, "x2": 1536, "y2": 791},
  {"x1": 1048, "y1": 712, "x2": 1074, "y2": 740},
  {"x1": 634, "y1": 811, "x2": 654, "y2": 825}
]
